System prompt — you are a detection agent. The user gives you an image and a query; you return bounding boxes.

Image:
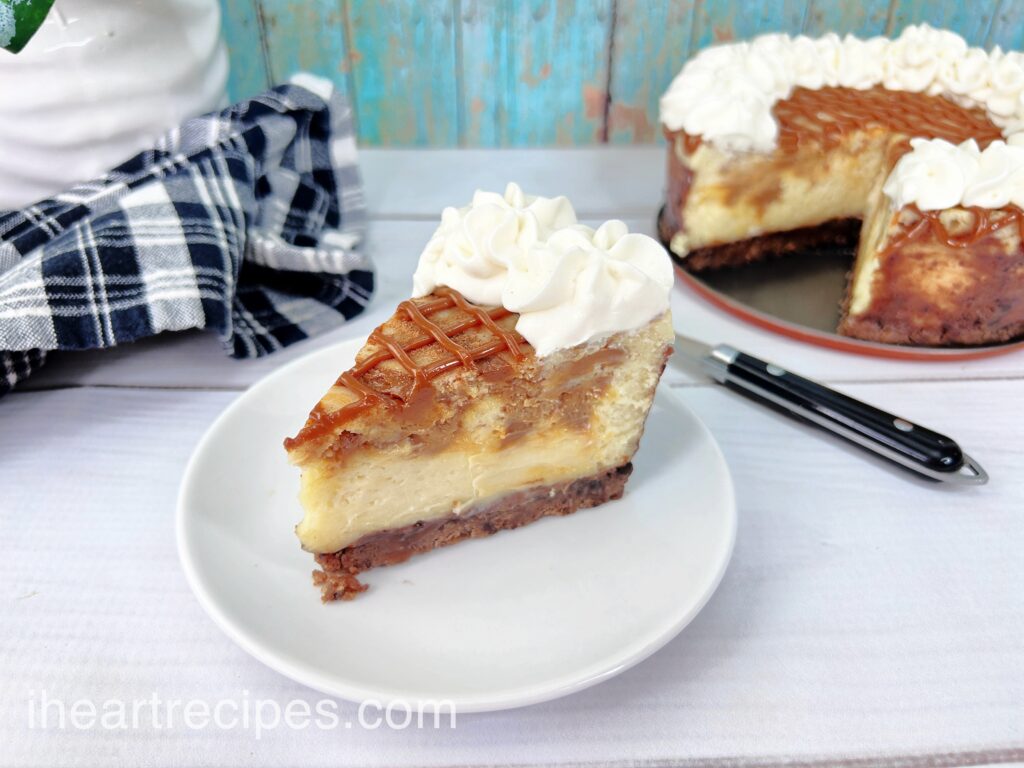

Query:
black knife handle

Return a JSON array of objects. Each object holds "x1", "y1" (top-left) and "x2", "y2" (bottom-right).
[{"x1": 711, "y1": 348, "x2": 970, "y2": 478}]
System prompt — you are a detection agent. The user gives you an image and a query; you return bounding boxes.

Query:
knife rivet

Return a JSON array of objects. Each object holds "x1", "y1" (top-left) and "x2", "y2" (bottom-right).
[
  {"x1": 893, "y1": 418, "x2": 914, "y2": 432},
  {"x1": 766, "y1": 364, "x2": 785, "y2": 376}
]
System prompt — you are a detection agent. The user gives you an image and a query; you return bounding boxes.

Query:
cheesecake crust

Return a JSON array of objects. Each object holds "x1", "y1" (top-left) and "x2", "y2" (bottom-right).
[
  {"x1": 312, "y1": 463, "x2": 633, "y2": 601},
  {"x1": 659, "y1": 213, "x2": 860, "y2": 272}
]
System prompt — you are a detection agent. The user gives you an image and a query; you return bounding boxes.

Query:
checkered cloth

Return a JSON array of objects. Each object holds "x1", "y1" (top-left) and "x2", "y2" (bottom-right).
[{"x1": 0, "y1": 75, "x2": 373, "y2": 396}]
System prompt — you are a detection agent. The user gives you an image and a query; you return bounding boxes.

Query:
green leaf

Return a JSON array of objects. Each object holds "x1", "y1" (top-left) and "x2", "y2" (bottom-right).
[{"x1": 1, "y1": 0, "x2": 56, "y2": 54}]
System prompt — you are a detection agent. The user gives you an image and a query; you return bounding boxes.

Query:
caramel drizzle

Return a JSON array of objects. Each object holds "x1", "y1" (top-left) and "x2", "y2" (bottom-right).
[
  {"x1": 774, "y1": 86, "x2": 1002, "y2": 153},
  {"x1": 882, "y1": 204, "x2": 1024, "y2": 257},
  {"x1": 670, "y1": 86, "x2": 1003, "y2": 156},
  {"x1": 284, "y1": 287, "x2": 528, "y2": 449}
]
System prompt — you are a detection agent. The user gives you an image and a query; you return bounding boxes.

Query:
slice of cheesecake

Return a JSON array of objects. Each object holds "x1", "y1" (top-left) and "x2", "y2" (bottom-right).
[{"x1": 285, "y1": 184, "x2": 674, "y2": 600}]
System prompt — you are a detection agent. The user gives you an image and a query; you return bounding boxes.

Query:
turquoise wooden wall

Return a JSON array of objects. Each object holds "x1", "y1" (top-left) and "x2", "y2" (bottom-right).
[{"x1": 220, "y1": 0, "x2": 1024, "y2": 146}]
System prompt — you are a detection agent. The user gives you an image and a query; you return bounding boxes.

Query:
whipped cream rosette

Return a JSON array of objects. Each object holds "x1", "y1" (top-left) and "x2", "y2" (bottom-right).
[
  {"x1": 414, "y1": 185, "x2": 672, "y2": 356},
  {"x1": 660, "y1": 23, "x2": 1024, "y2": 163},
  {"x1": 504, "y1": 222, "x2": 673, "y2": 355},
  {"x1": 883, "y1": 136, "x2": 1024, "y2": 210},
  {"x1": 413, "y1": 182, "x2": 577, "y2": 306}
]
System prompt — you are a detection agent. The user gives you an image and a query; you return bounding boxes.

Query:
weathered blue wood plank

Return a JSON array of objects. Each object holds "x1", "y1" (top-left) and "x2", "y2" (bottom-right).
[
  {"x1": 345, "y1": 0, "x2": 459, "y2": 146},
  {"x1": 220, "y1": 0, "x2": 1024, "y2": 147},
  {"x1": 987, "y1": 0, "x2": 1024, "y2": 50},
  {"x1": 690, "y1": 0, "x2": 809, "y2": 50},
  {"x1": 886, "y1": 0, "x2": 998, "y2": 46},
  {"x1": 608, "y1": 1, "x2": 694, "y2": 144},
  {"x1": 460, "y1": 0, "x2": 614, "y2": 146},
  {"x1": 258, "y1": 0, "x2": 350, "y2": 96},
  {"x1": 803, "y1": 0, "x2": 889, "y2": 37},
  {"x1": 220, "y1": 0, "x2": 270, "y2": 100}
]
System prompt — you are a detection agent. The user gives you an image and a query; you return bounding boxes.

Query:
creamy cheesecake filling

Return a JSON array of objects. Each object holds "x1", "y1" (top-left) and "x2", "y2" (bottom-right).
[
  {"x1": 298, "y1": 430, "x2": 610, "y2": 553},
  {"x1": 849, "y1": 171, "x2": 894, "y2": 316},
  {"x1": 294, "y1": 312, "x2": 673, "y2": 553},
  {"x1": 669, "y1": 129, "x2": 897, "y2": 254}
]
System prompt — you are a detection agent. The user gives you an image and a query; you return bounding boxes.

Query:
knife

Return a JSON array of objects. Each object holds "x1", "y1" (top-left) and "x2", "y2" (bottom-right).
[{"x1": 673, "y1": 333, "x2": 989, "y2": 485}]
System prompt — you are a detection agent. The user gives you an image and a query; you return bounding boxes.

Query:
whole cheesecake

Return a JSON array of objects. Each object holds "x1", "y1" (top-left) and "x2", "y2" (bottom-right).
[
  {"x1": 659, "y1": 25, "x2": 1024, "y2": 346},
  {"x1": 285, "y1": 184, "x2": 674, "y2": 600}
]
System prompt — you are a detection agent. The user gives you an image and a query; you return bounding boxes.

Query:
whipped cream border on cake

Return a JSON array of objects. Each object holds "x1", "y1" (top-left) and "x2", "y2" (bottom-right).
[
  {"x1": 660, "y1": 24, "x2": 1024, "y2": 154},
  {"x1": 412, "y1": 183, "x2": 674, "y2": 356},
  {"x1": 883, "y1": 135, "x2": 1024, "y2": 210}
]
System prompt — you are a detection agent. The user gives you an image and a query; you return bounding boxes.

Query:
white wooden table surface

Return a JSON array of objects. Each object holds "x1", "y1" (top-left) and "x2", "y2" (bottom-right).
[{"x1": 3, "y1": 148, "x2": 1023, "y2": 768}]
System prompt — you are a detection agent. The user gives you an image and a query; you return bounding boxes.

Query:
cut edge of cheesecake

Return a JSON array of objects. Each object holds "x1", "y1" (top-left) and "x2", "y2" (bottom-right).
[
  {"x1": 840, "y1": 178, "x2": 1024, "y2": 346},
  {"x1": 285, "y1": 289, "x2": 674, "y2": 601}
]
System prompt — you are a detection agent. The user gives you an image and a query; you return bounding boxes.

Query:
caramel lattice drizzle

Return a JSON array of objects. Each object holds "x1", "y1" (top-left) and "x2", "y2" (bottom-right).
[
  {"x1": 671, "y1": 86, "x2": 1003, "y2": 156},
  {"x1": 882, "y1": 204, "x2": 1024, "y2": 256},
  {"x1": 775, "y1": 86, "x2": 1002, "y2": 153},
  {"x1": 284, "y1": 287, "x2": 528, "y2": 449}
]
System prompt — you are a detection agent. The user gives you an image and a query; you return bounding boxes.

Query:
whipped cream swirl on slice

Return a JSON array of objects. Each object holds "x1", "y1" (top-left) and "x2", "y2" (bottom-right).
[
  {"x1": 660, "y1": 24, "x2": 1024, "y2": 153},
  {"x1": 412, "y1": 182, "x2": 576, "y2": 306},
  {"x1": 882, "y1": 135, "x2": 1024, "y2": 210},
  {"x1": 503, "y1": 220, "x2": 674, "y2": 356},
  {"x1": 413, "y1": 186, "x2": 673, "y2": 356}
]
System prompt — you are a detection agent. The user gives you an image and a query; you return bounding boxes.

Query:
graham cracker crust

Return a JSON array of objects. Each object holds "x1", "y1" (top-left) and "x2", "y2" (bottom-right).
[
  {"x1": 668, "y1": 218, "x2": 862, "y2": 273},
  {"x1": 312, "y1": 463, "x2": 634, "y2": 601}
]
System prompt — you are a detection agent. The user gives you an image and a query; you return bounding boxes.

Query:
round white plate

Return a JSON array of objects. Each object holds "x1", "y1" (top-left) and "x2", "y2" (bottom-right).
[{"x1": 177, "y1": 338, "x2": 736, "y2": 713}]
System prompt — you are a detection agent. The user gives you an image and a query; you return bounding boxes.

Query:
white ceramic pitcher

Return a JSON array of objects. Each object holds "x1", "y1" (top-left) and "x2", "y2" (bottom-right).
[{"x1": 0, "y1": 0, "x2": 229, "y2": 210}]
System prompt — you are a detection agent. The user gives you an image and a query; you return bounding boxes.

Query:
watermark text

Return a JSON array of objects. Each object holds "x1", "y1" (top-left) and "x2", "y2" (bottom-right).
[{"x1": 27, "y1": 690, "x2": 456, "y2": 738}]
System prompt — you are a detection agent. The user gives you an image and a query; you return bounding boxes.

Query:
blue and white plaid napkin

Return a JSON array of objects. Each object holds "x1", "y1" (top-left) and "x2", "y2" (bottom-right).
[{"x1": 0, "y1": 75, "x2": 373, "y2": 397}]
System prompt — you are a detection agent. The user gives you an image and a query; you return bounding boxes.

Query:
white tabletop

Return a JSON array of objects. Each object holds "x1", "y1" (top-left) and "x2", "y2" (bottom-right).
[{"x1": 3, "y1": 148, "x2": 1023, "y2": 768}]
